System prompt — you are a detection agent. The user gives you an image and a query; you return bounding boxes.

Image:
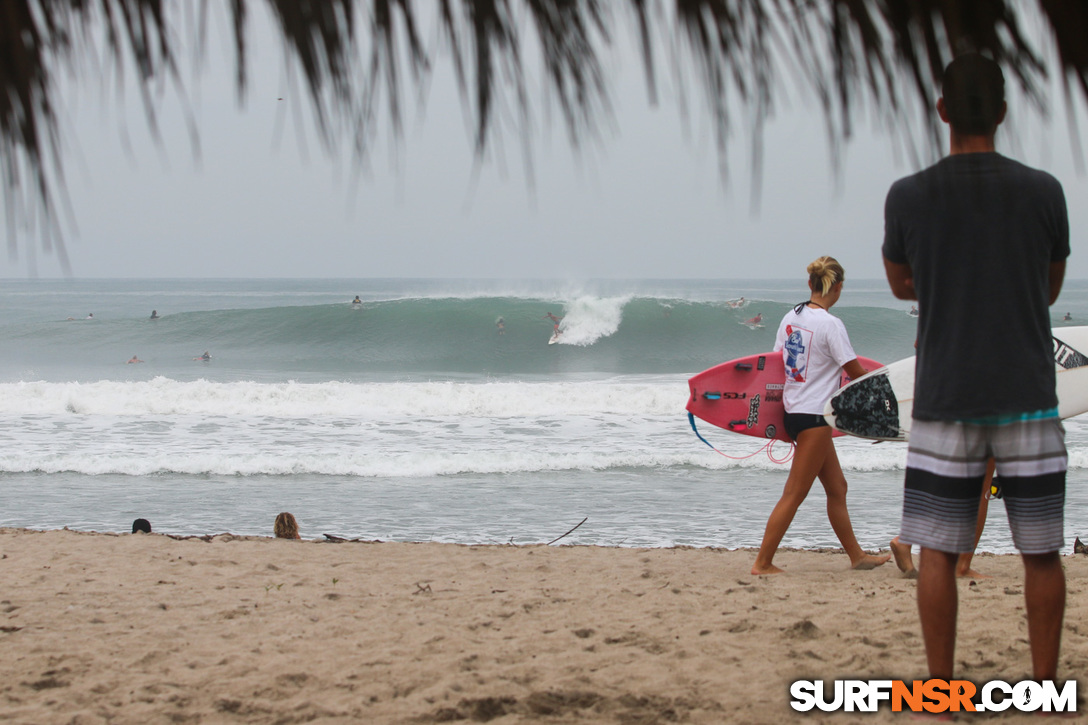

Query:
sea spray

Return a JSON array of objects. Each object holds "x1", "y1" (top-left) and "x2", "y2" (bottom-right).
[{"x1": 553, "y1": 295, "x2": 629, "y2": 346}]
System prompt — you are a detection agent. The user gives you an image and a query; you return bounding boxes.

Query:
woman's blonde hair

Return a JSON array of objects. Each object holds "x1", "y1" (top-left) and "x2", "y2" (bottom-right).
[
  {"x1": 274, "y1": 512, "x2": 300, "y2": 539},
  {"x1": 807, "y1": 256, "x2": 845, "y2": 296}
]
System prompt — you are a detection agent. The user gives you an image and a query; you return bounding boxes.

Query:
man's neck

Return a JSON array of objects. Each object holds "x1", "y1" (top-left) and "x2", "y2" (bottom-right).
[{"x1": 948, "y1": 131, "x2": 997, "y2": 155}]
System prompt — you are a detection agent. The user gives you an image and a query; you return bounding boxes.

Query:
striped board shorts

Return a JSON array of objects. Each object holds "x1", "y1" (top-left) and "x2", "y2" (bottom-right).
[{"x1": 900, "y1": 418, "x2": 1067, "y2": 555}]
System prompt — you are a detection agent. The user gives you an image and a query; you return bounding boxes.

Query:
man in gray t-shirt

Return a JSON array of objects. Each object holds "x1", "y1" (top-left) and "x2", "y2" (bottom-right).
[{"x1": 883, "y1": 54, "x2": 1070, "y2": 687}]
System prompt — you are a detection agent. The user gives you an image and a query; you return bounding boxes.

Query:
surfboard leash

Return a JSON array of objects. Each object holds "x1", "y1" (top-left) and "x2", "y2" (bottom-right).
[{"x1": 687, "y1": 412, "x2": 795, "y2": 464}]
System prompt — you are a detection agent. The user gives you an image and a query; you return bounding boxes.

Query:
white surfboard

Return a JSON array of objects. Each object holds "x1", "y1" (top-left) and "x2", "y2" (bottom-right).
[
  {"x1": 825, "y1": 327, "x2": 1088, "y2": 441},
  {"x1": 548, "y1": 330, "x2": 562, "y2": 345}
]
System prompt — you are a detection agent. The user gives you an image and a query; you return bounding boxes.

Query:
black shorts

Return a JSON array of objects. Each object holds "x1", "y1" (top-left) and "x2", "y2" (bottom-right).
[{"x1": 783, "y1": 412, "x2": 828, "y2": 442}]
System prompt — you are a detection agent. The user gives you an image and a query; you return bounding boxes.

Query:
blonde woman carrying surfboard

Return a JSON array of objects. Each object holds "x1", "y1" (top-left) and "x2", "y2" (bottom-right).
[{"x1": 750, "y1": 257, "x2": 891, "y2": 575}]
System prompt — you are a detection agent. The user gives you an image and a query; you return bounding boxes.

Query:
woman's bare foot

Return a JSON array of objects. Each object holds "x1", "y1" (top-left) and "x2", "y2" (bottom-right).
[
  {"x1": 851, "y1": 553, "x2": 891, "y2": 570},
  {"x1": 890, "y1": 536, "x2": 918, "y2": 578},
  {"x1": 751, "y1": 562, "x2": 785, "y2": 575}
]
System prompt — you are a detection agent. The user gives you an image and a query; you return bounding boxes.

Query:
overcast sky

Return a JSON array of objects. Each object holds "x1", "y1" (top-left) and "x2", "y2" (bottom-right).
[{"x1": 3, "y1": 6, "x2": 1086, "y2": 280}]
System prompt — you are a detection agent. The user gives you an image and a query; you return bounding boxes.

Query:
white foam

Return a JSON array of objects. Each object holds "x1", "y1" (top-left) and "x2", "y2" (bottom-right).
[
  {"x1": 554, "y1": 296, "x2": 629, "y2": 346},
  {"x1": 2, "y1": 378, "x2": 1086, "y2": 478},
  {"x1": 0, "y1": 377, "x2": 683, "y2": 417}
]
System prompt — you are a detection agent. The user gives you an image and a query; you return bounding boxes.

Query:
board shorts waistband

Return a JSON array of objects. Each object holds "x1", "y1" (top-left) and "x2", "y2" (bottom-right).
[{"x1": 900, "y1": 418, "x2": 1067, "y2": 554}]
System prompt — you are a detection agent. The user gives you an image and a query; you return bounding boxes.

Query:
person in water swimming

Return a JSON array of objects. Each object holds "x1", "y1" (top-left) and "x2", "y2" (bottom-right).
[
  {"x1": 127, "y1": 355, "x2": 143, "y2": 364},
  {"x1": 150, "y1": 310, "x2": 159, "y2": 320},
  {"x1": 194, "y1": 351, "x2": 211, "y2": 361},
  {"x1": 352, "y1": 296, "x2": 362, "y2": 305}
]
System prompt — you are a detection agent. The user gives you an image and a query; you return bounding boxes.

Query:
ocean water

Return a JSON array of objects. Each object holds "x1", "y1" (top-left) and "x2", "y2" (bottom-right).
[{"x1": 3, "y1": 277, "x2": 1088, "y2": 554}]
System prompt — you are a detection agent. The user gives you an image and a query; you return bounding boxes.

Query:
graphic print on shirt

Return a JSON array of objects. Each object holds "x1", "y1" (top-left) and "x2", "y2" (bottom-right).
[{"x1": 783, "y1": 324, "x2": 814, "y2": 384}]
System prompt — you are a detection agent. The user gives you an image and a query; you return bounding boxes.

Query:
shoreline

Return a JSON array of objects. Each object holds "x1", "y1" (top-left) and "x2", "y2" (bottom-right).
[{"x1": 3, "y1": 528, "x2": 1088, "y2": 723}]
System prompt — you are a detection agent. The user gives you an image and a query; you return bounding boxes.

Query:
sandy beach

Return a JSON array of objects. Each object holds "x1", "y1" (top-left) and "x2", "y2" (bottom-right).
[{"x1": 2, "y1": 528, "x2": 1087, "y2": 723}]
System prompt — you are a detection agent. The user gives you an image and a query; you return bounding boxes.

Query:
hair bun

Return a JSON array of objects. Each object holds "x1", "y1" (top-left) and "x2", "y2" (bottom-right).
[{"x1": 808, "y1": 256, "x2": 844, "y2": 296}]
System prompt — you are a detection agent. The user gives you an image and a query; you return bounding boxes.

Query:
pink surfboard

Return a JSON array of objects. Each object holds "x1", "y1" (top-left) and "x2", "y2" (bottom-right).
[{"x1": 687, "y1": 352, "x2": 882, "y2": 442}]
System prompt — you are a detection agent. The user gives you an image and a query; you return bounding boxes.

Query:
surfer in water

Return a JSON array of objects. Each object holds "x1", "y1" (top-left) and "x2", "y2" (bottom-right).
[
  {"x1": 352, "y1": 296, "x2": 362, "y2": 305},
  {"x1": 496, "y1": 317, "x2": 505, "y2": 335},
  {"x1": 544, "y1": 312, "x2": 563, "y2": 337},
  {"x1": 150, "y1": 310, "x2": 159, "y2": 320},
  {"x1": 751, "y1": 256, "x2": 890, "y2": 575},
  {"x1": 744, "y1": 312, "x2": 762, "y2": 328},
  {"x1": 127, "y1": 355, "x2": 143, "y2": 364},
  {"x1": 194, "y1": 351, "x2": 211, "y2": 362}
]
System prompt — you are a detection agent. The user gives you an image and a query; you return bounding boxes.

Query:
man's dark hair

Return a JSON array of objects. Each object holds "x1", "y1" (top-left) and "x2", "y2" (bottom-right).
[{"x1": 942, "y1": 53, "x2": 1006, "y2": 135}]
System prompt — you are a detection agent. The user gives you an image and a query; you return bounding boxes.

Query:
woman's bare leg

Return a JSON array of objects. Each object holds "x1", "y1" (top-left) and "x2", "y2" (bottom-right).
[
  {"x1": 751, "y1": 427, "x2": 829, "y2": 575},
  {"x1": 817, "y1": 441, "x2": 891, "y2": 569}
]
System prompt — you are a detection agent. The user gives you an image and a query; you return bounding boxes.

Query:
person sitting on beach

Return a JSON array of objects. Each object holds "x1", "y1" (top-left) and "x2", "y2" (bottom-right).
[
  {"x1": 132, "y1": 518, "x2": 152, "y2": 534},
  {"x1": 274, "y1": 512, "x2": 301, "y2": 539},
  {"x1": 751, "y1": 257, "x2": 890, "y2": 575},
  {"x1": 127, "y1": 355, "x2": 143, "y2": 364}
]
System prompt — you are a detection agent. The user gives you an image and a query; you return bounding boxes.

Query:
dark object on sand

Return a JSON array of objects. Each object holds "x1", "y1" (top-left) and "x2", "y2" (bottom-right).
[
  {"x1": 1075, "y1": 537, "x2": 1087, "y2": 555},
  {"x1": 132, "y1": 518, "x2": 151, "y2": 534}
]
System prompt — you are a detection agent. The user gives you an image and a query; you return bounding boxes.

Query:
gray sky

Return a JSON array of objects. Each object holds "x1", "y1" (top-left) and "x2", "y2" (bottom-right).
[{"x1": 3, "y1": 6, "x2": 1086, "y2": 280}]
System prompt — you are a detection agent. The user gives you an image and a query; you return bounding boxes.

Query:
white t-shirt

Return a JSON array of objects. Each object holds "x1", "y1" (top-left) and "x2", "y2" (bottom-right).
[{"x1": 773, "y1": 305, "x2": 858, "y2": 415}]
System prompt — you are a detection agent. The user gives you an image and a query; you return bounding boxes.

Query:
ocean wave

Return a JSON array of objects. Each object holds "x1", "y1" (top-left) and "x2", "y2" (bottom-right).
[
  {"x1": 0, "y1": 378, "x2": 687, "y2": 417},
  {"x1": 0, "y1": 295, "x2": 919, "y2": 378}
]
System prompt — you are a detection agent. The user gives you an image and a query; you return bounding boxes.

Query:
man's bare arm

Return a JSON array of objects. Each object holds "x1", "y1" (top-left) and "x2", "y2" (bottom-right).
[
  {"x1": 1049, "y1": 261, "x2": 1066, "y2": 306},
  {"x1": 884, "y1": 259, "x2": 917, "y2": 301}
]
